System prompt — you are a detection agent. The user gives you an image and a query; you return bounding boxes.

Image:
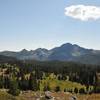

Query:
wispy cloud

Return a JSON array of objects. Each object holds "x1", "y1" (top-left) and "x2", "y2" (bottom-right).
[{"x1": 65, "y1": 5, "x2": 100, "y2": 21}]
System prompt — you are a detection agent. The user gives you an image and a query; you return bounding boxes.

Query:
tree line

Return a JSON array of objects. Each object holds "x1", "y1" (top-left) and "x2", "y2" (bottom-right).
[{"x1": 0, "y1": 60, "x2": 99, "y2": 96}]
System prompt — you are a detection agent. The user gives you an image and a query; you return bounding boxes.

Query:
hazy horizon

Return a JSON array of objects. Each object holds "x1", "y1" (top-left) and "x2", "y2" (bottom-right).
[{"x1": 0, "y1": 42, "x2": 99, "y2": 52}]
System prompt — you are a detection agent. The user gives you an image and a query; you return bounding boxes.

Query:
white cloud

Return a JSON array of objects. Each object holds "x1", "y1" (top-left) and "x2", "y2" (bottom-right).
[{"x1": 65, "y1": 5, "x2": 100, "y2": 21}]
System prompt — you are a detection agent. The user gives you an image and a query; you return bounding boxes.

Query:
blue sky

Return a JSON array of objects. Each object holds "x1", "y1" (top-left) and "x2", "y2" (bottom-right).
[{"x1": 0, "y1": 0, "x2": 100, "y2": 51}]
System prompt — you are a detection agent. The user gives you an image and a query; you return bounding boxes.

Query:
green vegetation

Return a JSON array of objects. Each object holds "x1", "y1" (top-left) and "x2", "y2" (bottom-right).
[
  {"x1": 0, "y1": 60, "x2": 99, "y2": 98},
  {"x1": 40, "y1": 73, "x2": 87, "y2": 92},
  {"x1": 8, "y1": 80, "x2": 20, "y2": 96},
  {"x1": 0, "y1": 91, "x2": 16, "y2": 100}
]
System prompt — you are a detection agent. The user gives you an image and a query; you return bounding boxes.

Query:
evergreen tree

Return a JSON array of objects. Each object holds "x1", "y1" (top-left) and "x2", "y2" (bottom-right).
[
  {"x1": 29, "y1": 72, "x2": 39, "y2": 91},
  {"x1": 19, "y1": 74, "x2": 29, "y2": 90},
  {"x1": 74, "y1": 88, "x2": 78, "y2": 94},
  {"x1": 8, "y1": 79, "x2": 20, "y2": 96}
]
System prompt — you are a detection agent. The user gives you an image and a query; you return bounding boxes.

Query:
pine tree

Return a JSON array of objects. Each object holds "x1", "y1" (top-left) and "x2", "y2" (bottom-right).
[
  {"x1": 8, "y1": 79, "x2": 20, "y2": 96},
  {"x1": 29, "y1": 72, "x2": 39, "y2": 91}
]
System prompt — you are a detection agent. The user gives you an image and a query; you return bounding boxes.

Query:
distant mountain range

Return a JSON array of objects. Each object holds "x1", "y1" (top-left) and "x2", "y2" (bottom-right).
[{"x1": 0, "y1": 43, "x2": 100, "y2": 65}]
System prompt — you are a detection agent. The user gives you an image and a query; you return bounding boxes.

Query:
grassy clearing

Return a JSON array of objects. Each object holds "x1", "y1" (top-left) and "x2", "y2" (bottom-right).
[
  {"x1": 40, "y1": 74, "x2": 89, "y2": 92},
  {"x1": 0, "y1": 90, "x2": 25, "y2": 100},
  {"x1": 0, "y1": 90, "x2": 16, "y2": 100}
]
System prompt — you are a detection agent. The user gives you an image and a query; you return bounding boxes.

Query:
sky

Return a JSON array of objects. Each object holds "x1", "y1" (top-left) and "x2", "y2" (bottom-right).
[{"x1": 0, "y1": 0, "x2": 100, "y2": 51}]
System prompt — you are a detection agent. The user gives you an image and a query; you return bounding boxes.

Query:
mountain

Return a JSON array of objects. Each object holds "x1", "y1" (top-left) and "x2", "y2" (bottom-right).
[
  {"x1": 48, "y1": 43, "x2": 93, "y2": 61},
  {"x1": 0, "y1": 48, "x2": 50, "y2": 61},
  {"x1": 0, "y1": 43, "x2": 100, "y2": 65},
  {"x1": 0, "y1": 55, "x2": 18, "y2": 63}
]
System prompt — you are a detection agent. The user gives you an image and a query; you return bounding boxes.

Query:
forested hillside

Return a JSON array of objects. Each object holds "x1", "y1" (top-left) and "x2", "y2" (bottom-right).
[{"x1": 0, "y1": 60, "x2": 99, "y2": 97}]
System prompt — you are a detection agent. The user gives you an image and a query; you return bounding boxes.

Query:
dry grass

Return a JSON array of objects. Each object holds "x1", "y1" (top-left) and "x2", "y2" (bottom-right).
[
  {"x1": 19, "y1": 92, "x2": 100, "y2": 100},
  {"x1": 77, "y1": 94, "x2": 100, "y2": 100},
  {"x1": 0, "y1": 90, "x2": 100, "y2": 100}
]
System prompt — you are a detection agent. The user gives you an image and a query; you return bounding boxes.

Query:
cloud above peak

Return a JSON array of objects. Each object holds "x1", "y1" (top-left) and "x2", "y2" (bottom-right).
[{"x1": 65, "y1": 5, "x2": 100, "y2": 21}]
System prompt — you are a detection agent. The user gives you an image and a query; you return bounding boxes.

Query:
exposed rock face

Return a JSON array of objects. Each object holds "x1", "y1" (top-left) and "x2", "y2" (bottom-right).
[{"x1": 1, "y1": 43, "x2": 100, "y2": 65}]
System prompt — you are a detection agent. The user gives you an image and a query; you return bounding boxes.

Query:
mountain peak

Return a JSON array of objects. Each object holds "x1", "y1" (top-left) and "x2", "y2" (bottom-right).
[
  {"x1": 61, "y1": 43, "x2": 72, "y2": 47},
  {"x1": 20, "y1": 49, "x2": 28, "y2": 53},
  {"x1": 0, "y1": 43, "x2": 99, "y2": 65}
]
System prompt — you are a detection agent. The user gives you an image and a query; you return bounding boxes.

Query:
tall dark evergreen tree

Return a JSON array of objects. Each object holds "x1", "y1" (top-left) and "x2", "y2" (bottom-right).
[{"x1": 8, "y1": 79, "x2": 20, "y2": 96}]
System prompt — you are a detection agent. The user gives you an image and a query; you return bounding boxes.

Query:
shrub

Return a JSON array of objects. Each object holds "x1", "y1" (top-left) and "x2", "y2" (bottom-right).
[
  {"x1": 55, "y1": 86, "x2": 61, "y2": 92},
  {"x1": 94, "y1": 86, "x2": 100, "y2": 93},
  {"x1": 74, "y1": 88, "x2": 78, "y2": 94},
  {"x1": 79, "y1": 88, "x2": 85, "y2": 94}
]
